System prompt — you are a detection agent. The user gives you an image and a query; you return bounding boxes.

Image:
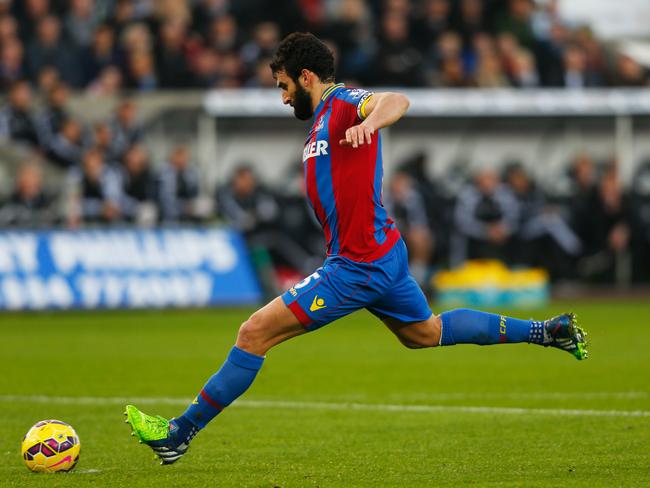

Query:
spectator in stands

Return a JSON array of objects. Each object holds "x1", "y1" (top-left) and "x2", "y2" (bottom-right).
[
  {"x1": 429, "y1": 30, "x2": 468, "y2": 87},
  {"x1": 0, "y1": 0, "x2": 641, "y2": 90},
  {"x1": 155, "y1": 19, "x2": 193, "y2": 88},
  {"x1": 575, "y1": 26, "x2": 608, "y2": 82},
  {"x1": 208, "y1": 14, "x2": 239, "y2": 54},
  {"x1": 193, "y1": 48, "x2": 221, "y2": 88},
  {"x1": 157, "y1": 145, "x2": 202, "y2": 222},
  {"x1": 45, "y1": 118, "x2": 85, "y2": 169},
  {"x1": 474, "y1": 50, "x2": 509, "y2": 87},
  {"x1": 504, "y1": 163, "x2": 581, "y2": 278},
  {"x1": 0, "y1": 160, "x2": 55, "y2": 227},
  {"x1": 36, "y1": 65, "x2": 59, "y2": 93},
  {"x1": 26, "y1": 15, "x2": 83, "y2": 87},
  {"x1": 451, "y1": 167, "x2": 520, "y2": 266},
  {"x1": 218, "y1": 164, "x2": 318, "y2": 275},
  {"x1": 120, "y1": 144, "x2": 158, "y2": 224},
  {"x1": 611, "y1": 54, "x2": 648, "y2": 87},
  {"x1": 16, "y1": 0, "x2": 50, "y2": 44},
  {"x1": 0, "y1": 37, "x2": 25, "y2": 90},
  {"x1": 65, "y1": 0, "x2": 100, "y2": 48},
  {"x1": 0, "y1": 13, "x2": 18, "y2": 44},
  {"x1": 240, "y1": 21, "x2": 280, "y2": 72},
  {"x1": 110, "y1": 0, "x2": 143, "y2": 37},
  {"x1": 109, "y1": 99, "x2": 144, "y2": 160},
  {"x1": 496, "y1": 0, "x2": 536, "y2": 51},
  {"x1": 86, "y1": 65, "x2": 123, "y2": 96},
  {"x1": 576, "y1": 165, "x2": 633, "y2": 283},
  {"x1": 323, "y1": 0, "x2": 374, "y2": 83},
  {"x1": 66, "y1": 148, "x2": 123, "y2": 226},
  {"x1": 568, "y1": 152, "x2": 598, "y2": 230},
  {"x1": 91, "y1": 121, "x2": 120, "y2": 165},
  {"x1": 126, "y1": 49, "x2": 158, "y2": 91},
  {"x1": 451, "y1": 0, "x2": 487, "y2": 46},
  {"x1": 81, "y1": 23, "x2": 122, "y2": 85},
  {"x1": 630, "y1": 161, "x2": 650, "y2": 282},
  {"x1": 192, "y1": 0, "x2": 230, "y2": 39},
  {"x1": 245, "y1": 56, "x2": 276, "y2": 87},
  {"x1": 0, "y1": 80, "x2": 40, "y2": 147},
  {"x1": 372, "y1": 11, "x2": 424, "y2": 87},
  {"x1": 218, "y1": 164, "x2": 281, "y2": 235},
  {"x1": 36, "y1": 82, "x2": 70, "y2": 147},
  {"x1": 398, "y1": 150, "x2": 451, "y2": 263},
  {"x1": 509, "y1": 48, "x2": 539, "y2": 87},
  {"x1": 412, "y1": 0, "x2": 451, "y2": 51},
  {"x1": 386, "y1": 170, "x2": 433, "y2": 288},
  {"x1": 120, "y1": 22, "x2": 153, "y2": 55},
  {"x1": 559, "y1": 44, "x2": 602, "y2": 88},
  {"x1": 214, "y1": 51, "x2": 243, "y2": 87}
]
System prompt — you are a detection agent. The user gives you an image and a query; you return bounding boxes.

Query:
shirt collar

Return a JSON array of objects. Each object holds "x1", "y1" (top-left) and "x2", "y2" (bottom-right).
[{"x1": 312, "y1": 83, "x2": 345, "y2": 122}]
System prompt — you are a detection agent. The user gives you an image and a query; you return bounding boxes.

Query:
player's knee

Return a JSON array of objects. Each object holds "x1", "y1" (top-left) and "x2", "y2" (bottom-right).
[
  {"x1": 400, "y1": 315, "x2": 442, "y2": 349},
  {"x1": 236, "y1": 313, "x2": 268, "y2": 353}
]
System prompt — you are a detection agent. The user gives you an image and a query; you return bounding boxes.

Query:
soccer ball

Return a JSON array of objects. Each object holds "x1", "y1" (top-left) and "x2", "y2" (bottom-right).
[{"x1": 21, "y1": 420, "x2": 80, "y2": 473}]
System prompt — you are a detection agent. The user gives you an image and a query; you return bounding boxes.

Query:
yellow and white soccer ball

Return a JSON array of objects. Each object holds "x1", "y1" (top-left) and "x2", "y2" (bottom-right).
[{"x1": 21, "y1": 420, "x2": 80, "y2": 473}]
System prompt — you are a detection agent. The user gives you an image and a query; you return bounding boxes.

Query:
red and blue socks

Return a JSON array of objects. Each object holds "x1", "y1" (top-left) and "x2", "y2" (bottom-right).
[
  {"x1": 440, "y1": 308, "x2": 544, "y2": 346},
  {"x1": 175, "y1": 346, "x2": 265, "y2": 437}
]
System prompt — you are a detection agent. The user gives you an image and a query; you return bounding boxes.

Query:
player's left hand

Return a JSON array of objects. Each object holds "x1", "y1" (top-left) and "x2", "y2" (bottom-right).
[{"x1": 340, "y1": 123, "x2": 374, "y2": 148}]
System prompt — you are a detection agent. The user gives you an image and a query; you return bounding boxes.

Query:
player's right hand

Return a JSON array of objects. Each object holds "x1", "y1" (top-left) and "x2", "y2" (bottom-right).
[{"x1": 340, "y1": 123, "x2": 374, "y2": 148}]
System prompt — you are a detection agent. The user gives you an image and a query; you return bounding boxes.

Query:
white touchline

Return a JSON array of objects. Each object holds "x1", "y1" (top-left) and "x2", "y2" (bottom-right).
[{"x1": 1, "y1": 394, "x2": 649, "y2": 418}]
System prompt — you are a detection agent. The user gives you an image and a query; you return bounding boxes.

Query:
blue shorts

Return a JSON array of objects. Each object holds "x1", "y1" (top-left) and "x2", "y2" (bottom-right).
[{"x1": 281, "y1": 239, "x2": 432, "y2": 331}]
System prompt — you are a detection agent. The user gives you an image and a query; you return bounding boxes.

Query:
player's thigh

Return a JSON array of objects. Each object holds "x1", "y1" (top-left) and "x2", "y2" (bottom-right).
[
  {"x1": 382, "y1": 314, "x2": 441, "y2": 349},
  {"x1": 281, "y1": 260, "x2": 380, "y2": 332},
  {"x1": 236, "y1": 296, "x2": 307, "y2": 355}
]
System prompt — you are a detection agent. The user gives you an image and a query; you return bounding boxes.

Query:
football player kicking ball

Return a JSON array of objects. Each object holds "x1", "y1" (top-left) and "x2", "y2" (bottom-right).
[{"x1": 125, "y1": 33, "x2": 587, "y2": 464}]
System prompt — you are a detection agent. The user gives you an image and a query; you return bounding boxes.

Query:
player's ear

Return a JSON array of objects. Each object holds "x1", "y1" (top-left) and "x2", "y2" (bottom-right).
[{"x1": 299, "y1": 69, "x2": 311, "y2": 88}]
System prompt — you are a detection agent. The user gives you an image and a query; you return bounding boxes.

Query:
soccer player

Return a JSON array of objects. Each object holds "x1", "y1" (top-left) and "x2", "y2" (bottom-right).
[{"x1": 125, "y1": 33, "x2": 587, "y2": 464}]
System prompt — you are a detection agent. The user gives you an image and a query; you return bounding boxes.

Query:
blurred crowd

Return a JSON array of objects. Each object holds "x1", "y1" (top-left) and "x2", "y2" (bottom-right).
[
  {"x1": 2, "y1": 106, "x2": 650, "y2": 286},
  {"x1": 385, "y1": 152, "x2": 650, "y2": 285},
  {"x1": 0, "y1": 0, "x2": 647, "y2": 92},
  {"x1": 202, "y1": 152, "x2": 650, "y2": 286},
  {"x1": 0, "y1": 82, "x2": 210, "y2": 226}
]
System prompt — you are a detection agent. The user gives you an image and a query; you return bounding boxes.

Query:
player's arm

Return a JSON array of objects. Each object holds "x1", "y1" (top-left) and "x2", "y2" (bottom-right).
[{"x1": 340, "y1": 92, "x2": 410, "y2": 148}]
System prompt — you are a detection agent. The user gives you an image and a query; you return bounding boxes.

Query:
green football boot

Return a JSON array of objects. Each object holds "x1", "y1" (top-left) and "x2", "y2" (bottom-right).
[
  {"x1": 124, "y1": 405, "x2": 196, "y2": 465},
  {"x1": 542, "y1": 313, "x2": 588, "y2": 360}
]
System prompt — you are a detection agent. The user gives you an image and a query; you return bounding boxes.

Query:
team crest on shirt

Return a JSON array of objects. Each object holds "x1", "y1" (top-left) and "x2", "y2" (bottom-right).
[{"x1": 314, "y1": 115, "x2": 325, "y2": 132}]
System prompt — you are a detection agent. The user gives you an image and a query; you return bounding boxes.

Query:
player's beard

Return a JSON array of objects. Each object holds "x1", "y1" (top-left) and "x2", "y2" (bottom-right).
[{"x1": 292, "y1": 82, "x2": 313, "y2": 121}]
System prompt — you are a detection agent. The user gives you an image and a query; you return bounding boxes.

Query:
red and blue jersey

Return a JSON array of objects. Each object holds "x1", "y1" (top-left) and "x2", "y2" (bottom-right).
[{"x1": 302, "y1": 83, "x2": 401, "y2": 263}]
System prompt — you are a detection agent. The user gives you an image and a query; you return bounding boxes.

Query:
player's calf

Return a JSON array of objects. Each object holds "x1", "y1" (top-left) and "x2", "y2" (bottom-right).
[{"x1": 438, "y1": 309, "x2": 588, "y2": 360}]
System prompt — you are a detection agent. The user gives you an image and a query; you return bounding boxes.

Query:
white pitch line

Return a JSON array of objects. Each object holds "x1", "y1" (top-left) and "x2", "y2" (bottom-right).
[{"x1": 1, "y1": 394, "x2": 649, "y2": 418}]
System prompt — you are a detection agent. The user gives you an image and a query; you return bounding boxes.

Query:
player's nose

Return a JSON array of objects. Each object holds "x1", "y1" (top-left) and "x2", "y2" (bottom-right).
[{"x1": 282, "y1": 94, "x2": 291, "y2": 105}]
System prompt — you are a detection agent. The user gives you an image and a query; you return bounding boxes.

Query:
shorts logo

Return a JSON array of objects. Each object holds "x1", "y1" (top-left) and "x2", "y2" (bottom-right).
[{"x1": 310, "y1": 295, "x2": 326, "y2": 312}]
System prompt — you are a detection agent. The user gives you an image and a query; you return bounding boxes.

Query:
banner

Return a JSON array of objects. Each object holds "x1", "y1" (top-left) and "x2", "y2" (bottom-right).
[{"x1": 0, "y1": 228, "x2": 262, "y2": 310}]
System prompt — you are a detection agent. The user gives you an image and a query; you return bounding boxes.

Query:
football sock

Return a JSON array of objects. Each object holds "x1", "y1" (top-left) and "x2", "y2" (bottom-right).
[
  {"x1": 440, "y1": 308, "x2": 544, "y2": 346},
  {"x1": 178, "y1": 346, "x2": 264, "y2": 433}
]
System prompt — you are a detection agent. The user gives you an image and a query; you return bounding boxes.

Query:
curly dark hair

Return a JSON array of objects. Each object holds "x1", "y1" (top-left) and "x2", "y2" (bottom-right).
[{"x1": 269, "y1": 32, "x2": 335, "y2": 83}]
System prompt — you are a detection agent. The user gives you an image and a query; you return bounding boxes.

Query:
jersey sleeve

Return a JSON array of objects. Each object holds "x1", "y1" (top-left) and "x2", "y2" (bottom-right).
[{"x1": 336, "y1": 88, "x2": 374, "y2": 121}]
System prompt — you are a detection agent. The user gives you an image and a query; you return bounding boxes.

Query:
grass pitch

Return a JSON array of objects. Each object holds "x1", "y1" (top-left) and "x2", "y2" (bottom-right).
[{"x1": 1, "y1": 301, "x2": 649, "y2": 487}]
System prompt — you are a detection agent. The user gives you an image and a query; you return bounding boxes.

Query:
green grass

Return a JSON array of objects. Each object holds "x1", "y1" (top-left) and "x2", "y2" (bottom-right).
[{"x1": 1, "y1": 301, "x2": 649, "y2": 487}]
